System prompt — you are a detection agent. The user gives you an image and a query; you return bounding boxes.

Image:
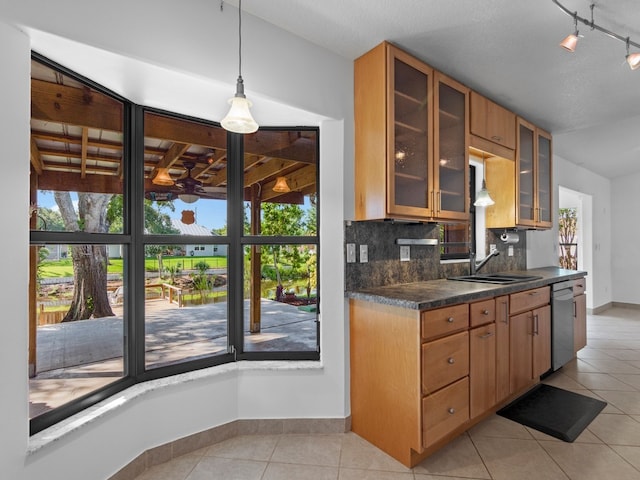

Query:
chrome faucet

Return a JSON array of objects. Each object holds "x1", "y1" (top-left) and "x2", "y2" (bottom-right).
[{"x1": 470, "y1": 249, "x2": 500, "y2": 275}]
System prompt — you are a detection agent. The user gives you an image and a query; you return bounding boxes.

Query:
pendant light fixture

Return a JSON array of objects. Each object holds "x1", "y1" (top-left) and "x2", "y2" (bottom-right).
[
  {"x1": 273, "y1": 176, "x2": 291, "y2": 193},
  {"x1": 474, "y1": 153, "x2": 495, "y2": 207},
  {"x1": 221, "y1": 0, "x2": 259, "y2": 134},
  {"x1": 151, "y1": 167, "x2": 174, "y2": 186}
]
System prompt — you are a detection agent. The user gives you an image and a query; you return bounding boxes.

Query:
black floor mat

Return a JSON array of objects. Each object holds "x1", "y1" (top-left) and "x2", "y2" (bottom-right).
[{"x1": 497, "y1": 383, "x2": 607, "y2": 442}]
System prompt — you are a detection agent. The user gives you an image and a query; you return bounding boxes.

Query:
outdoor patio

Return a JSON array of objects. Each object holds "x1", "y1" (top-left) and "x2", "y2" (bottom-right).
[{"x1": 29, "y1": 298, "x2": 317, "y2": 418}]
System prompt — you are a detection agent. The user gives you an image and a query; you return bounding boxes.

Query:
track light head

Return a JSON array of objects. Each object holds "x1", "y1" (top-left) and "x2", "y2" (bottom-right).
[{"x1": 559, "y1": 32, "x2": 579, "y2": 52}]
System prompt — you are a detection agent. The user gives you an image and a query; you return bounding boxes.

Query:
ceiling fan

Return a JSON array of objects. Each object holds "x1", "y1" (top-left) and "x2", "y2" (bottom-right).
[{"x1": 174, "y1": 161, "x2": 226, "y2": 203}]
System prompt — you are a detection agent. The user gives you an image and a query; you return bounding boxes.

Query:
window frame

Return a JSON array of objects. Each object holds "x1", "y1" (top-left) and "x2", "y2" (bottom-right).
[{"x1": 29, "y1": 53, "x2": 320, "y2": 435}]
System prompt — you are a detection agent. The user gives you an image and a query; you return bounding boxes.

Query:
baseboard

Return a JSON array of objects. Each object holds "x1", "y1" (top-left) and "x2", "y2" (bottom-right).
[
  {"x1": 108, "y1": 416, "x2": 351, "y2": 480},
  {"x1": 611, "y1": 302, "x2": 640, "y2": 310}
]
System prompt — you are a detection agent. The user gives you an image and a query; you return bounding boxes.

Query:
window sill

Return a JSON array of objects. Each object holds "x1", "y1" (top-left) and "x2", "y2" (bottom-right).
[
  {"x1": 27, "y1": 360, "x2": 323, "y2": 455},
  {"x1": 440, "y1": 258, "x2": 470, "y2": 265}
]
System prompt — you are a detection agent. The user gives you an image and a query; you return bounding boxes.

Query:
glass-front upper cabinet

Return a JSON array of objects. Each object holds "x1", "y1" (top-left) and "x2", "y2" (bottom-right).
[
  {"x1": 388, "y1": 47, "x2": 434, "y2": 218},
  {"x1": 517, "y1": 118, "x2": 536, "y2": 227},
  {"x1": 536, "y1": 130, "x2": 553, "y2": 228},
  {"x1": 434, "y1": 72, "x2": 469, "y2": 221}
]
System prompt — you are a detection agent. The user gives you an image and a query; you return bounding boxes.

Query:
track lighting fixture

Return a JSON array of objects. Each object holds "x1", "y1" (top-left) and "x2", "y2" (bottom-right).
[
  {"x1": 559, "y1": 14, "x2": 579, "y2": 52},
  {"x1": 473, "y1": 153, "x2": 494, "y2": 208},
  {"x1": 553, "y1": 0, "x2": 640, "y2": 71}
]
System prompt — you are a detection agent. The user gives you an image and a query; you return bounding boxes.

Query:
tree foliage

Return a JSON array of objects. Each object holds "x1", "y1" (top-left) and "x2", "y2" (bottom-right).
[{"x1": 559, "y1": 207, "x2": 578, "y2": 269}]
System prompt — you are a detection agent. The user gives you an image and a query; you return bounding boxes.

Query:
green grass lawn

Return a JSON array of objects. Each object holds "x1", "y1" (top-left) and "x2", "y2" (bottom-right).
[{"x1": 39, "y1": 256, "x2": 228, "y2": 278}]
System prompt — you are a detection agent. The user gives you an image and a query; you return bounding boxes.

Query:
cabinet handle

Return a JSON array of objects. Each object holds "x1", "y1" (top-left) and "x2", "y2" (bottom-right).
[
  {"x1": 502, "y1": 301, "x2": 509, "y2": 325},
  {"x1": 437, "y1": 190, "x2": 442, "y2": 213},
  {"x1": 448, "y1": 408, "x2": 456, "y2": 415},
  {"x1": 574, "y1": 301, "x2": 577, "y2": 318},
  {"x1": 447, "y1": 317, "x2": 455, "y2": 323},
  {"x1": 447, "y1": 357, "x2": 455, "y2": 365},
  {"x1": 528, "y1": 291, "x2": 539, "y2": 296},
  {"x1": 491, "y1": 135, "x2": 503, "y2": 142},
  {"x1": 533, "y1": 314, "x2": 539, "y2": 336},
  {"x1": 482, "y1": 309, "x2": 489, "y2": 315},
  {"x1": 479, "y1": 331, "x2": 495, "y2": 339}
]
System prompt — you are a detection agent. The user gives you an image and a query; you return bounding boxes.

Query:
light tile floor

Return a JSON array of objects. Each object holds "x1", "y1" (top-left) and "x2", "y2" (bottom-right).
[{"x1": 134, "y1": 306, "x2": 640, "y2": 480}]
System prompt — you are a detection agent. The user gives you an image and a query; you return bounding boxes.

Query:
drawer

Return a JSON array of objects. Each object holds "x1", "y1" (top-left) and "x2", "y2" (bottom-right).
[
  {"x1": 422, "y1": 331, "x2": 469, "y2": 394},
  {"x1": 470, "y1": 298, "x2": 496, "y2": 327},
  {"x1": 422, "y1": 376, "x2": 470, "y2": 448},
  {"x1": 510, "y1": 287, "x2": 550, "y2": 315},
  {"x1": 421, "y1": 304, "x2": 469, "y2": 341},
  {"x1": 573, "y1": 278, "x2": 586, "y2": 296}
]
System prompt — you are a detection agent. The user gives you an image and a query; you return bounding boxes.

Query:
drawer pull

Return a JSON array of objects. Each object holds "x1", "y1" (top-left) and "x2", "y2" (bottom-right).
[
  {"x1": 447, "y1": 357, "x2": 455, "y2": 365},
  {"x1": 482, "y1": 309, "x2": 489, "y2": 315},
  {"x1": 491, "y1": 135, "x2": 502, "y2": 142},
  {"x1": 447, "y1": 317, "x2": 455, "y2": 323},
  {"x1": 528, "y1": 291, "x2": 540, "y2": 296},
  {"x1": 448, "y1": 408, "x2": 456, "y2": 415},
  {"x1": 479, "y1": 331, "x2": 495, "y2": 339}
]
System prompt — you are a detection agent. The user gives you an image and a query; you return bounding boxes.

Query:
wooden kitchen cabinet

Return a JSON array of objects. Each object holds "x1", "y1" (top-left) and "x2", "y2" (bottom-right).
[
  {"x1": 470, "y1": 91, "x2": 516, "y2": 156},
  {"x1": 350, "y1": 285, "x2": 551, "y2": 468},
  {"x1": 354, "y1": 41, "x2": 468, "y2": 222},
  {"x1": 495, "y1": 295, "x2": 510, "y2": 403},
  {"x1": 574, "y1": 277, "x2": 587, "y2": 354},
  {"x1": 509, "y1": 288, "x2": 551, "y2": 393},
  {"x1": 484, "y1": 118, "x2": 553, "y2": 230},
  {"x1": 470, "y1": 323, "x2": 496, "y2": 418}
]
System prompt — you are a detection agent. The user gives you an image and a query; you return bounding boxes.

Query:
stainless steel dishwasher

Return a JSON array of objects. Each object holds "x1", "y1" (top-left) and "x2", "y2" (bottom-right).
[{"x1": 552, "y1": 280, "x2": 575, "y2": 371}]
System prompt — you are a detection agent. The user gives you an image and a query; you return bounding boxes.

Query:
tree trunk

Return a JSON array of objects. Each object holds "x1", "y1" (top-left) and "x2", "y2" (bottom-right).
[
  {"x1": 55, "y1": 191, "x2": 115, "y2": 321},
  {"x1": 62, "y1": 244, "x2": 114, "y2": 321}
]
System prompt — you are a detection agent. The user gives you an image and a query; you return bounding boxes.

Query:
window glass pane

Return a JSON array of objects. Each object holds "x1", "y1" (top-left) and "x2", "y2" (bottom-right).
[
  {"x1": 242, "y1": 129, "x2": 317, "y2": 236},
  {"x1": 243, "y1": 244, "x2": 318, "y2": 352},
  {"x1": 144, "y1": 243, "x2": 229, "y2": 369},
  {"x1": 29, "y1": 244, "x2": 125, "y2": 418},
  {"x1": 30, "y1": 60, "x2": 124, "y2": 233},
  {"x1": 439, "y1": 223, "x2": 471, "y2": 258},
  {"x1": 144, "y1": 113, "x2": 227, "y2": 235}
]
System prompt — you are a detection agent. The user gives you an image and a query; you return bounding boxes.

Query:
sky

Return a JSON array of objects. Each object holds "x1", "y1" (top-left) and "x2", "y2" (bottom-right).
[{"x1": 37, "y1": 191, "x2": 311, "y2": 232}]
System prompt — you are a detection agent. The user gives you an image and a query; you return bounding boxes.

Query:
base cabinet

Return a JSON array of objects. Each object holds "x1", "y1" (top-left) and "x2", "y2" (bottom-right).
[{"x1": 350, "y1": 285, "x2": 552, "y2": 468}]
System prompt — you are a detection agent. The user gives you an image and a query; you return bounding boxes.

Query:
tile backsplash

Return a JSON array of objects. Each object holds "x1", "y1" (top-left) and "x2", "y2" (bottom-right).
[{"x1": 344, "y1": 221, "x2": 526, "y2": 291}]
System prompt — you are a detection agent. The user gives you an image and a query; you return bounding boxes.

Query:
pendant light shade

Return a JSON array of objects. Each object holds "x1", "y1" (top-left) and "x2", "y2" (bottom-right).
[
  {"x1": 474, "y1": 179, "x2": 495, "y2": 207},
  {"x1": 273, "y1": 176, "x2": 291, "y2": 193},
  {"x1": 474, "y1": 153, "x2": 495, "y2": 207},
  {"x1": 221, "y1": 0, "x2": 258, "y2": 134},
  {"x1": 152, "y1": 167, "x2": 174, "y2": 186},
  {"x1": 559, "y1": 32, "x2": 579, "y2": 52},
  {"x1": 178, "y1": 193, "x2": 199, "y2": 204}
]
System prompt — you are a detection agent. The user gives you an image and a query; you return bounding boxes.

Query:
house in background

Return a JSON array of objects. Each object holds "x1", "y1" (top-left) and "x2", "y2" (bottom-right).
[{"x1": 170, "y1": 218, "x2": 227, "y2": 258}]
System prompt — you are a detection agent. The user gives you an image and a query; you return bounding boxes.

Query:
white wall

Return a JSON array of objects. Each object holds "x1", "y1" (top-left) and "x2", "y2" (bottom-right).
[
  {"x1": 0, "y1": 2, "x2": 353, "y2": 479},
  {"x1": 611, "y1": 172, "x2": 640, "y2": 304},
  {"x1": 533, "y1": 154, "x2": 613, "y2": 310},
  {"x1": 0, "y1": 18, "x2": 30, "y2": 480}
]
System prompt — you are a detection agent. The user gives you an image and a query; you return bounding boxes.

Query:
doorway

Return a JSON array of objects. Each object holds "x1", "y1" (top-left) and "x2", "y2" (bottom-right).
[{"x1": 558, "y1": 186, "x2": 593, "y2": 309}]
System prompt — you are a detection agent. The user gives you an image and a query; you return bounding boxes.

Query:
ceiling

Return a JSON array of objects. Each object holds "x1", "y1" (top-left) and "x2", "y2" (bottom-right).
[{"x1": 231, "y1": 0, "x2": 640, "y2": 179}]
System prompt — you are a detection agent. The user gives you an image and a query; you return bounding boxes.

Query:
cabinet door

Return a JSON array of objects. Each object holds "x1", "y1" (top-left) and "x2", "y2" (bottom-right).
[
  {"x1": 509, "y1": 310, "x2": 533, "y2": 393},
  {"x1": 574, "y1": 293, "x2": 587, "y2": 353},
  {"x1": 495, "y1": 295, "x2": 510, "y2": 401},
  {"x1": 532, "y1": 305, "x2": 551, "y2": 379},
  {"x1": 536, "y1": 129, "x2": 552, "y2": 228},
  {"x1": 516, "y1": 118, "x2": 536, "y2": 227},
  {"x1": 470, "y1": 92, "x2": 516, "y2": 150},
  {"x1": 388, "y1": 47, "x2": 434, "y2": 218},
  {"x1": 433, "y1": 72, "x2": 469, "y2": 221},
  {"x1": 470, "y1": 323, "x2": 496, "y2": 418}
]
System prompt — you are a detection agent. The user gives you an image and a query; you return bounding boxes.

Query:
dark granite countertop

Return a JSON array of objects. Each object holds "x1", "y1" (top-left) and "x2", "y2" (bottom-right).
[{"x1": 346, "y1": 266, "x2": 587, "y2": 310}]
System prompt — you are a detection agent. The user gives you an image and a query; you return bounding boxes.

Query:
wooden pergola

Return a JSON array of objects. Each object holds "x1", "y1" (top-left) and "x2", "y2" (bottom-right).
[{"x1": 29, "y1": 59, "x2": 317, "y2": 374}]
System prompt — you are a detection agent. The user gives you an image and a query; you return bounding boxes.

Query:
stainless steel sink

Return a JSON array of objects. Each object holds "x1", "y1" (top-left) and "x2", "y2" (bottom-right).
[{"x1": 448, "y1": 273, "x2": 543, "y2": 284}]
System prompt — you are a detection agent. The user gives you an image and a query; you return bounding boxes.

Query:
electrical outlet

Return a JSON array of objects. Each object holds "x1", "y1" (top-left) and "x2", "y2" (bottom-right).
[
  {"x1": 508, "y1": 245, "x2": 514, "y2": 257},
  {"x1": 400, "y1": 245, "x2": 410, "y2": 262},
  {"x1": 490, "y1": 244, "x2": 497, "y2": 254},
  {"x1": 360, "y1": 244, "x2": 368, "y2": 263},
  {"x1": 346, "y1": 243, "x2": 356, "y2": 263}
]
